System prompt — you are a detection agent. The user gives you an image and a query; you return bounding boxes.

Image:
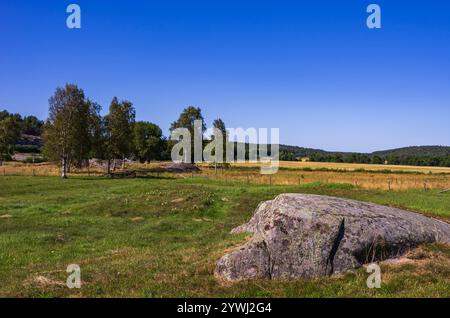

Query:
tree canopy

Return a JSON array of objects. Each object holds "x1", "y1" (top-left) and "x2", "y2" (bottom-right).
[
  {"x1": 132, "y1": 121, "x2": 164, "y2": 163},
  {"x1": 105, "y1": 97, "x2": 136, "y2": 166},
  {"x1": 43, "y1": 84, "x2": 101, "y2": 177},
  {"x1": 0, "y1": 116, "x2": 21, "y2": 165}
]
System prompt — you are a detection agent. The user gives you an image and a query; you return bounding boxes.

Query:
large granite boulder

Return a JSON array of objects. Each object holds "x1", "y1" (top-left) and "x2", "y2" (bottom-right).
[{"x1": 215, "y1": 194, "x2": 450, "y2": 281}]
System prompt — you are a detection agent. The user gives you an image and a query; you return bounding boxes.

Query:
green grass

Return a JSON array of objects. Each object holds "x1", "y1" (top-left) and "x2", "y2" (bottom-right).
[{"x1": 0, "y1": 176, "x2": 449, "y2": 297}]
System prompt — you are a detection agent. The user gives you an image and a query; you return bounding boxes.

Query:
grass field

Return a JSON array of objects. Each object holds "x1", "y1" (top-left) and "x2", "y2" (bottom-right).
[
  {"x1": 2, "y1": 161, "x2": 450, "y2": 190},
  {"x1": 0, "y1": 175, "x2": 449, "y2": 297},
  {"x1": 233, "y1": 161, "x2": 450, "y2": 174}
]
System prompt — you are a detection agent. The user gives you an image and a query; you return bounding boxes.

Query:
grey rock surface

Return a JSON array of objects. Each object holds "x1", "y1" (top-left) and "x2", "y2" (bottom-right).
[
  {"x1": 163, "y1": 162, "x2": 200, "y2": 173},
  {"x1": 215, "y1": 194, "x2": 450, "y2": 281}
]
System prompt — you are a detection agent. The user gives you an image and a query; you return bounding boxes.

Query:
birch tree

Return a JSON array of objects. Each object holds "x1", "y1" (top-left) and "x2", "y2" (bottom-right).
[{"x1": 43, "y1": 84, "x2": 100, "y2": 178}]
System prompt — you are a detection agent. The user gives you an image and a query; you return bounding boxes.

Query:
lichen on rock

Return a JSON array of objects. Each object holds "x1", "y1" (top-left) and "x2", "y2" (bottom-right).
[{"x1": 215, "y1": 194, "x2": 450, "y2": 281}]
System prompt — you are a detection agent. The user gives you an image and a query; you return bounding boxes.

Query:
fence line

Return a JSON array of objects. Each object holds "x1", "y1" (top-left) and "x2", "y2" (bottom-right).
[{"x1": 1, "y1": 164, "x2": 449, "y2": 190}]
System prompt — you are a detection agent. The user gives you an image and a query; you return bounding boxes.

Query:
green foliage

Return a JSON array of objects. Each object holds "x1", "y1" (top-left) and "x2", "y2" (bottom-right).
[
  {"x1": 212, "y1": 118, "x2": 227, "y2": 162},
  {"x1": 13, "y1": 144, "x2": 41, "y2": 154},
  {"x1": 170, "y1": 106, "x2": 206, "y2": 133},
  {"x1": 0, "y1": 116, "x2": 21, "y2": 163},
  {"x1": 280, "y1": 150, "x2": 297, "y2": 161},
  {"x1": 42, "y1": 84, "x2": 102, "y2": 172},
  {"x1": 2, "y1": 92, "x2": 450, "y2": 169},
  {"x1": 105, "y1": 97, "x2": 136, "y2": 161},
  {"x1": 21, "y1": 115, "x2": 44, "y2": 136},
  {"x1": 170, "y1": 106, "x2": 206, "y2": 162},
  {"x1": 0, "y1": 110, "x2": 43, "y2": 136},
  {"x1": 308, "y1": 152, "x2": 450, "y2": 167},
  {"x1": 132, "y1": 121, "x2": 164, "y2": 162},
  {"x1": 373, "y1": 145, "x2": 450, "y2": 157}
]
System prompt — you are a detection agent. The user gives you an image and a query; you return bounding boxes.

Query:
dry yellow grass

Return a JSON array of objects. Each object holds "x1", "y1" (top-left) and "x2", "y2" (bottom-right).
[
  {"x1": 231, "y1": 160, "x2": 450, "y2": 174},
  {"x1": 1, "y1": 161, "x2": 449, "y2": 190},
  {"x1": 198, "y1": 167, "x2": 449, "y2": 190}
]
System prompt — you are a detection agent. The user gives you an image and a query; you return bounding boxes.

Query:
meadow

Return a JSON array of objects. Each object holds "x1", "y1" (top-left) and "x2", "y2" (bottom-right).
[
  {"x1": 0, "y1": 175, "x2": 449, "y2": 297},
  {"x1": 2, "y1": 160, "x2": 449, "y2": 190}
]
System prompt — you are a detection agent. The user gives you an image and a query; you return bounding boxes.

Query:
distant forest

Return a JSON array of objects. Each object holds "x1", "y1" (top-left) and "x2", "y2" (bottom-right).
[{"x1": 279, "y1": 145, "x2": 450, "y2": 167}]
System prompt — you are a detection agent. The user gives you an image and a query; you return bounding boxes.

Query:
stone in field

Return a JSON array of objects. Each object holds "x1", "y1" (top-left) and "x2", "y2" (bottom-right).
[
  {"x1": 163, "y1": 162, "x2": 200, "y2": 173},
  {"x1": 215, "y1": 194, "x2": 450, "y2": 281}
]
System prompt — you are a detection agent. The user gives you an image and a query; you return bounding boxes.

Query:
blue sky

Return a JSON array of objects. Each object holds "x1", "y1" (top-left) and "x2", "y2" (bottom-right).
[{"x1": 1, "y1": 0, "x2": 449, "y2": 152}]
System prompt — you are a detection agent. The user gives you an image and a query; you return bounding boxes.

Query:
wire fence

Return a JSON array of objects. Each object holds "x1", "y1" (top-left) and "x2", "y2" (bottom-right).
[{"x1": 1, "y1": 163, "x2": 449, "y2": 191}]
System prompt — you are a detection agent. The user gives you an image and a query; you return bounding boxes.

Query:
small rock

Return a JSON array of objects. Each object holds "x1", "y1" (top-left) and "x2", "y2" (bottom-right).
[
  {"x1": 0, "y1": 214, "x2": 14, "y2": 219},
  {"x1": 33, "y1": 276, "x2": 65, "y2": 287},
  {"x1": 163, "y1": 163, "x2": 200, "y2": 173},
  {"x1": 192, "y1": 218, "x2": 212, "y2": 222}
]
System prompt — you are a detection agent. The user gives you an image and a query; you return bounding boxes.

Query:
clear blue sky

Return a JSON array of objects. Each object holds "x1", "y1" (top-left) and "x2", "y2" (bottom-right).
[{"x1": 1, "y1": 0, "x2": 449, "y2": 152}]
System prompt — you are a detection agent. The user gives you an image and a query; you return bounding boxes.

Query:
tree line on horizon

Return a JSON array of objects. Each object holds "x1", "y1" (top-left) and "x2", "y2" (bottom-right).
[
  {"x1": 279, "y1": 150, "x2": 450, "y2": 167},
  {"x1": 0, "y1": 84, "x2": 228, "y2": 176},
  {"x1": 1, "y1": 83, "x2": 450, "y2": 171}
]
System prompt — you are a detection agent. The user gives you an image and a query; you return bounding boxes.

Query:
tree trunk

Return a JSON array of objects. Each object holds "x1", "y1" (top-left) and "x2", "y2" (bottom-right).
[
  {"x1": 122, "y1": 154, "x2": 125, "y2": 169},
  {"x1": 86, "y1": 159, "x2": 90, "y2": 176},
  {"x1": 61, "y1": 156, "x2": 68, "y2": 179},
  {"x1": 107, "y1": 159, "x2": 111, "y2": 174}
]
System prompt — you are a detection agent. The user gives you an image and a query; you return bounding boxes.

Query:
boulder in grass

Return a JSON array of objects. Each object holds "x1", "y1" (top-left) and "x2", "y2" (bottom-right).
[{"x1": 215, "y1": 194, "x2": 450, "y2": 281}]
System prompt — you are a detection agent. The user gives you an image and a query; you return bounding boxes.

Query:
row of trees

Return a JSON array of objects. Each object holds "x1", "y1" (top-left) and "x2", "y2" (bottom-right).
[
  {"x1": 307, "y1": 152, "x2": 450, "y2": 167},
  {"x1": 0, "y1": 111, "x2": 44, "y2": 136},
  {"x1": 42, "y1": 84, "x2": 228, "y2": 177},
  {"x1": 383, "y1": 154, "x2": 450, "y2": 167},
  {"x1": 42, "y1": 85, "x2": 161, "y2": 177}
]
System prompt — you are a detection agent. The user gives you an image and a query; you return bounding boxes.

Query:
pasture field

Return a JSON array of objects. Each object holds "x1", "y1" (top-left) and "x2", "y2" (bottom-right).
[
  {"x1": 0, "y1": 175, "x2": 449, "y2": 297},
  {"x1": 2, "y1": 161, "x2": 450, "y2": 190},
  {"x1": 233, "y1": 161, "x2": 450, "y2": 174}
]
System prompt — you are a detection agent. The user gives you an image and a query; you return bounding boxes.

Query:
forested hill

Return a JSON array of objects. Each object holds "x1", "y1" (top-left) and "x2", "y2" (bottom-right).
[
  {"x1": 279, "y1": 145, "x2": 450, "y2": 157},
  {"x1": 372, "y1": 146, "x2": 450, "y2": 157},
  {"x1": 279, "y1": 145, "x2": 450, "y2": 167}
]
